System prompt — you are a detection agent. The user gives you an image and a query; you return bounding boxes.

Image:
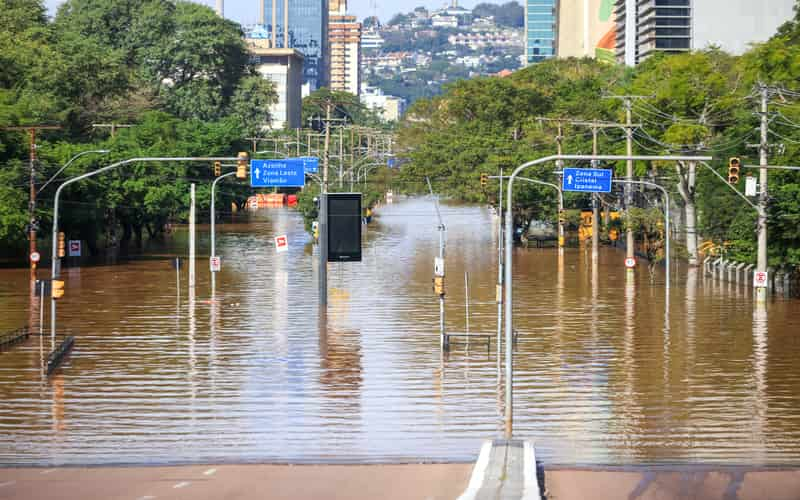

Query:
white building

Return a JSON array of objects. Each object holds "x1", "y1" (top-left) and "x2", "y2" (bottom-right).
[
  {"x1": 361, "y1": 85, "x2": 407, "y2": 122},
  {"x1": 329, "y1": 1, "x2": 361, "y2": 95},
  {"x1": 247, "y1": 40, "x2": 304, "y2": 129},
  {"x1": 614, "y1": 0, "x2": 797, "y2": 66},
  {"x1": 431, "y1": 14, "x2": 459, "y2": 28},
  {"x1": 361, "y1": 29, "x2": 384, "y2": 51}
]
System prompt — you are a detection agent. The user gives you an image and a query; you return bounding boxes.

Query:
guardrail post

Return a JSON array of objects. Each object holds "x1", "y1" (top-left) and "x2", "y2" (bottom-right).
[
  {"x1": 745, "y1": 264, "x2": 755, "y2": 287},
  {"x1": 736, "y1": 263, "x2": 746, "y2": 285}
]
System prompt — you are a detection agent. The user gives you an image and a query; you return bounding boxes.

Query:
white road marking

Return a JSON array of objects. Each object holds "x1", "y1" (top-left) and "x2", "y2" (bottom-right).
[
  {"x1": 173, "y1": 482, "x2": 190, "y2": 489},
  {"x1": 203, "y1": 468, "x2": 217, "y2": 476},
  {"x1": 40, "y1": 469, "x2": 57, "y2": 474},
  {"x1": 0, "y1": 481, "x2": 17, "y2": 487},
  {"x1": 456, "y1": 440, "x2": 493, "y2": 500},
  {"x1": 522, "y1": 441, "x2": 541, "y2": 500},
  {"x1": 136, "y1": 496, "x2": 156, "y2": 500}
]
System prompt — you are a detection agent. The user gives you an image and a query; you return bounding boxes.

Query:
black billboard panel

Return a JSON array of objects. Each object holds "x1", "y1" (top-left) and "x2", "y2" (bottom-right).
[{"x1": 327, "y1": 193, "x2": 362, "y2": 262}]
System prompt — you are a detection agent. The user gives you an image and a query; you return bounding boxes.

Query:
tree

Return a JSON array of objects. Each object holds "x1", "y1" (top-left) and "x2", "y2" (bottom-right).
[
  {"x1": 303, "y1": 88, "x2": 383, "y2": 129},
  {"x1": 472, "y1": 2, "x2": 524, "y2": 27},
  {"x1": 228, "y1": 76, "x2": 278, "y2": 136},
  {"x1": 624, "y1": 207, "x2": 666, "y2": 281},
  {"x1": 626, "y1": 50, "x2": 744, "y2": 266}
]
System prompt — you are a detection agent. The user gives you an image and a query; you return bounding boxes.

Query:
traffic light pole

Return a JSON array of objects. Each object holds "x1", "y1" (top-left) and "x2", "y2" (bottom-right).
[
  {"x1": 503, "y1": 153, "x2": 711, "y2": 439},
  {"x1": 50, "y1": 156, "x2": 241, "y2": 341}
]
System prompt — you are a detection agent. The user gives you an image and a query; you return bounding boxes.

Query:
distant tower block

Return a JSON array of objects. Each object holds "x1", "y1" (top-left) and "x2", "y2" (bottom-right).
[{"x1": 215, "y1": 0, "x2": 223, "y2": 17}]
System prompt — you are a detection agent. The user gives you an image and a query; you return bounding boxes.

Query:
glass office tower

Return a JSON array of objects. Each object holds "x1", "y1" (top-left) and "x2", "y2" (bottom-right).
[
  {"x1": 525, "y1": 0, "x2": 557, "y2": 64},
  {"x1": 264, "y1": 0, "x2": 328, "y2": 90}
]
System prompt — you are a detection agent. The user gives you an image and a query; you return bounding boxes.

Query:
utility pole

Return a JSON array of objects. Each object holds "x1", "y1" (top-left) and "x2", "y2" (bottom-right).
[
  {"x1": 535, "y1": 117, "x2": 567, "y2": 249},
  {"x1": 567, "y1": 119, "x2": 636, "y2": 261},
  {"x1": 1, "y1": 125, "x2": 61, "y2": 282},
  {"x1": 323, "y1": 101, "x2": 332, "y2": 191},
  {"x1": 603, "y1": 95, "x2": 650, "y2": 278},
  {"x1": 756, "y1": 85, "x2": 770, "y2": 303},
  {"x1": 91, "y1": 123, "x2": 132, "y2": 138},
  {"x1": 339, "y1": 126, "x2": 344, "y2": 188}
]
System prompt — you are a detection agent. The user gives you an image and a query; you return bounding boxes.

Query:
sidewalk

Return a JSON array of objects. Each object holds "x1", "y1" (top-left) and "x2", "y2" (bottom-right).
[{"x1": 543, "y1": 467, "x2": 800, "y2": 500}]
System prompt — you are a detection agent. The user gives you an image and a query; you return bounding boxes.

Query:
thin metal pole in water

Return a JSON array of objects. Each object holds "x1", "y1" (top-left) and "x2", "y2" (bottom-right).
[
  {"x1": 319, "y1": 193, "x2": 328, "y2": 308},
  {"x1": 189, "y1": 184, "x2": 196, "y2": 294},
  {"x1": 211, "y1": 171, "x2": 236, "y2": 294},
  {"x1": 497, "y1": 169, "x2": 503, "y2": 364},
  {"x1": 39, "y1": 281, "x2": 44, "y2": 338},
  {"x1": 464, "y1": 271, "x2": 470, "y2": 351},
  {"x1": 427, "y1": 177, "x2": 446, "y2": 351}
]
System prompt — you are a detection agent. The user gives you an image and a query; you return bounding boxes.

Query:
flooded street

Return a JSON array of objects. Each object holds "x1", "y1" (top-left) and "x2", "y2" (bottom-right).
[{"x1": 1, "y1": 197, "x2": 799, "y2": 466}]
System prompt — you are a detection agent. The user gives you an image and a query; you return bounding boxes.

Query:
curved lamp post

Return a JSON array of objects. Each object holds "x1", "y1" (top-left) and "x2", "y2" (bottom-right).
[{"x1": 502, "y1": 153, "x2": 712, "y2": 439}]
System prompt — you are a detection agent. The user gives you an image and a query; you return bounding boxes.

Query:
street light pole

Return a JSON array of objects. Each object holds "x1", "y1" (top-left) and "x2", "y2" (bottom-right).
[
  {"x1": 503, "y1": 153, "x2": 711, "y2": 439},
  {"x1": 37, "y1": 150, "x2": 110, "y2": 195},
  {"x1": 211, "y1": 170, "x2": 237, "y2": 295}
]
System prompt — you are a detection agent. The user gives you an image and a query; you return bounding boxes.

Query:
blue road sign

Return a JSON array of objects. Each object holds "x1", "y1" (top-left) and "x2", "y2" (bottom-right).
[
  {"x1": 251, "y1": 159, "x2": 306, "y2": 188},
  {"x1": 562, "y1": 168, "x2": 613, "y2": 193},
  {"x1": 387, "y1": 158, "x2": 396, "y2": 168},
  {"x1": 299, "y1": 156, "x2": 319, "y2": 174}
]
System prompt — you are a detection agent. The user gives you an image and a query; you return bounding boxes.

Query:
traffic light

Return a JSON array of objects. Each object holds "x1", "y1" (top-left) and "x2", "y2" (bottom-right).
[
  {"x1": 51, "y1": 280, "x2": 65, "y2": 300},
  {"x1": 480, "y1": 173, "x2": 488, "y2": 187},
  {"x1": 236, "y1": 151, "x2": 249, "y2": 179},
  {"x1": 57, "y1": 232, "x2": 66, "y2": 258},
  {"x1": 214, "y1": 161, "x2": 221, "y2": 177},
  {"x1": 433, "y1": 276, "x2": 445, "y2": 296},
  {"x1": 728, "y1": 157, "x2": 741, "y2": 185},
  {"x1": 558, "y1": 209, "x2": 566, "y2": 225}
]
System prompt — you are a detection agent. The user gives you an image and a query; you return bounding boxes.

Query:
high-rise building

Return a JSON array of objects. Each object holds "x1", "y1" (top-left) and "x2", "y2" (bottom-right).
[
  {"x1": 557, "y1": 0, "x2": 616, "y2": 62},
  {"x1": 524, "y1": 0, "x2": 558, "y2": 65},
  {"x1": 262, "y1": 0, "x2": 328, "y2": 91},
  {"x1": 246, "y1": 38, "x2": 304, "y2": 129},
  {"x1": 329, "y1": 0, "x2": 362, "y2": 95},
  {"x1": 614, "y1": 0, "x2": 796, "y2": 66}
]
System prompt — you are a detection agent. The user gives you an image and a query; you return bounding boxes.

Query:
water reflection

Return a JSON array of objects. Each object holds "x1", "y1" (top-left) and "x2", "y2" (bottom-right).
[{"x1": 0, "y1": 198, "x2": 798, "y2": 465}]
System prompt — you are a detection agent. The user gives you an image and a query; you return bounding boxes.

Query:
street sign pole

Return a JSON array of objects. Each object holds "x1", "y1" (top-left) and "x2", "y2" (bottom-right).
[
  {"x1": 211, "y1": 170, "x2": 237, "y2": 296},
  {"x1": 319, "y1": 193, "x2": 328, "y2": 308}
]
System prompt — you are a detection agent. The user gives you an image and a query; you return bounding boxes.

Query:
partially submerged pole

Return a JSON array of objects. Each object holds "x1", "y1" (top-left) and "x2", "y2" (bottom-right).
[{"x1": 189, "y1": 183, "x2": 196, "y2": 295}]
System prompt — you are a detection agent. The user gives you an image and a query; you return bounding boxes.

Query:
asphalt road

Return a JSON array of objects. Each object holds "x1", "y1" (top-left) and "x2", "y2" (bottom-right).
[{"x1": 0, "y1": 464, "x2": 472, "y2": 500}]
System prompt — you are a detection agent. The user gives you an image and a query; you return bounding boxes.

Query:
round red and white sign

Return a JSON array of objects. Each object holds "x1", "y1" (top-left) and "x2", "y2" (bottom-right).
[
  {"x1": 30, "y1": 252, "x2": 41, "y2": 263},
  {"x1": 625, "y1": 258, "x2": 636, "y2": 269}
]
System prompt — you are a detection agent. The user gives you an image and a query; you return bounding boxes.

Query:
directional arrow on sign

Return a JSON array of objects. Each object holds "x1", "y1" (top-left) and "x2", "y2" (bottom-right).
[{"x1": 566, "y1": 175, "x2": 573, "y2": 186}]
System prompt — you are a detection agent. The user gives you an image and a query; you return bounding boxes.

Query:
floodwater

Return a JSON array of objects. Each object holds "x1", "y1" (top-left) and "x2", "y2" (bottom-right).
[{"x1": 0, "y1": 197, "x2": 799, "y2": 467}]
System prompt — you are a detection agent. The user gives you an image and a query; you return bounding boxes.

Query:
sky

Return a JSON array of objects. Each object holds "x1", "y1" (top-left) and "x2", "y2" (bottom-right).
[{"x1": 44, "y1": 0, "x2": 487, "y2": 25}]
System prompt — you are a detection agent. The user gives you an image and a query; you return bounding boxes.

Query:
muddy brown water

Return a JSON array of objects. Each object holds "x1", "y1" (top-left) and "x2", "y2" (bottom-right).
[{"x1": 0, "y1": 197, "x2": 798, "y2": 466}]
